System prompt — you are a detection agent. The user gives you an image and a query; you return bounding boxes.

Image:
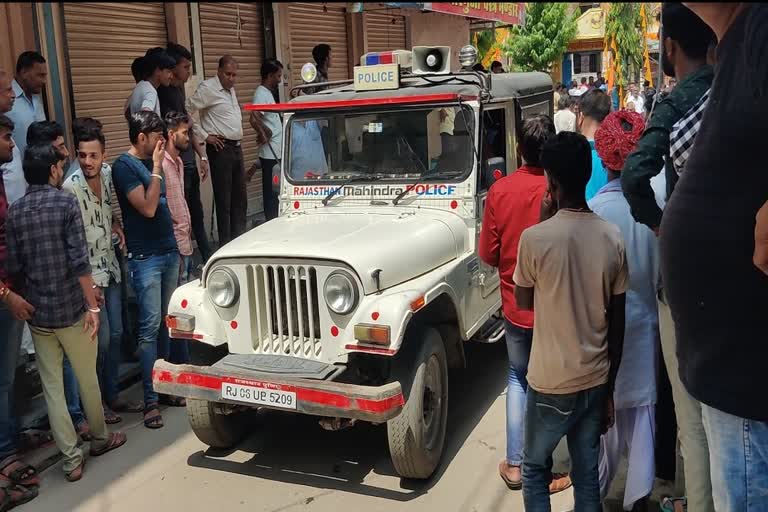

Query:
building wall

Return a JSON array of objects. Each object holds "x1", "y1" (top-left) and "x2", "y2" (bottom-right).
[
  {"x1": 0, "y1": 3, "x2": 36, "y2": 76},
  {"x1": 408, "y1": 12, "x2": 470, "y2": 71}
]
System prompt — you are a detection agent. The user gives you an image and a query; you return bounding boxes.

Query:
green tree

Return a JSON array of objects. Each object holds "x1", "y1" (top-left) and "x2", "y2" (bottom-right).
[
  {"x1": 502, "y1": 3, "x2": 577, "y2": 73},
  {"x1": 605, "y1": 3, "x2": 644, "y2": 92}
]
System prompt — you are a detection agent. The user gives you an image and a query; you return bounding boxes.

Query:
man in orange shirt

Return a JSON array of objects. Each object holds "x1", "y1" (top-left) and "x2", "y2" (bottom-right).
[{"x1": 479, "y1": 114, "x2": 569, "y2": 494}]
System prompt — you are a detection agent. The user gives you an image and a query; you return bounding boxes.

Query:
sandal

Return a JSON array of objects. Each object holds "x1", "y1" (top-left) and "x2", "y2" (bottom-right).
[
  {"x1": 0, "y1": 475, "x2": 38, "y2": 511},
  {"x1": 16, "y1": 430, "x2": 54, "y2": 454},
  {"x1": 549, "y1": 473, "x2": 572, "y2": 495},
  {"x1": 661, "y1": 497, "x2": 687, "y2": 512},
  {"x1": 0, "y1": 457, "x2": 39, "y2": 487},
  {"x1": 159, "y1": 394, "x2": 186, "y2": 407},
  {"x1": 90, "y1": 432, "x2": 127, "y2": 457},
  {"x1": 103, "y1": 408, "x2": 122, "y2": 425},
  {"x1": 498, "y1": 460, "x2": 523, "y2": 490},
  {"x1": 65, "y1": 459, "x2": 85, "y2": 483},
  {"x1": 75, "y1": 420, "x2": 92, "y2": 442},
  {"x1": 143, "y1": 403, "x2": 164, "y2": 429},
  {"x1": 108, "y1": 398, "x2": 144, "y2": 414}
]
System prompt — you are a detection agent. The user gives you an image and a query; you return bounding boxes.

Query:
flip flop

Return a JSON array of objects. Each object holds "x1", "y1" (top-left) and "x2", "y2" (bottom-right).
[
  {"x1": 549, "y1": 473, "x2": 573, "y2": 495},
  {"x1": 103, "y1": 408, "x2": 123, "y2": 425},
  {"x1": 0, "y1": 475, "x2": 38, "y2": 511},
  {"x1": 498, "y1": 461, "x2": 523, "y2": 490},
  {"x1": 90, "y1": 432, "x2": 127, "y2": 457},
  {"x1": 65, "y1": 459, "x2": 86, "y2": 483},
  {"x1": 0, "y1": 456, "x2": 40, "y2": 488},
  {"x1": 143, "y1": 403, "x2": 164, "y2": 429}
]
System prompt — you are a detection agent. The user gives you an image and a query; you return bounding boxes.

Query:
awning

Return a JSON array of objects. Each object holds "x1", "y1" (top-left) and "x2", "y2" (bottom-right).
[{"x1": 357, "y1": 2, "x2": 526, "y2": 26}]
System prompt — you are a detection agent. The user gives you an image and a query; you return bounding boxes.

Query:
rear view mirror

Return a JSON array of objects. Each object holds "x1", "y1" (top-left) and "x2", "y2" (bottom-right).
[{"x1": 483, "y1": 157, "x2": 506, "y2": 189}]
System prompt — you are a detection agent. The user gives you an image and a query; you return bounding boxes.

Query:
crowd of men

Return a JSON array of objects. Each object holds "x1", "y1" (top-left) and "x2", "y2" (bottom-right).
[
  {"x1": 0, "y1": 37, "x2": 343, "y2": 506},
  {"x1": 482, "y1": 3, "x2": 766, "y2": 512},
  {"x1": 0, "y1": 2, "x2": 765, "y2": 510}
]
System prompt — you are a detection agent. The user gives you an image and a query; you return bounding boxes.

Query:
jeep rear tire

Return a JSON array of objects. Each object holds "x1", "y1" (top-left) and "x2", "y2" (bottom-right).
[
  {"x1": 387, "y1": 327, "x2": 449, "y2": 479},
  {"x1": 187, "y1": 398, "x2": 246, "y2": 448}
]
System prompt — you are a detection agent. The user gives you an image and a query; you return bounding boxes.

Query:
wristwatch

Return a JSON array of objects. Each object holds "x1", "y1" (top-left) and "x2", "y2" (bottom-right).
[{"x1": 201, "y1": 156, "x2": 208, "y2": 161}]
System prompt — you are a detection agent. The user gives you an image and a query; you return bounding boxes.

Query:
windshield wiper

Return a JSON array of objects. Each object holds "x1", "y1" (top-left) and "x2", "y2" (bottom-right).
[
  {"x1": 393, "y1": 173, "x2": 451, "y2": 206},
  {"x1": 322, "y1": 174, "x2": 384, "y2": 206}
]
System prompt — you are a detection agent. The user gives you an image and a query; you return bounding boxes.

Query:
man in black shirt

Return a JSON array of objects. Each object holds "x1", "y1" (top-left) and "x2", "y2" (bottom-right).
[
  {"x1": 157, "y1": 42, "x2": 212, "y2": 263},
  {"x1": 663, "y1": 4, "x2": 768, "y2": 510}
]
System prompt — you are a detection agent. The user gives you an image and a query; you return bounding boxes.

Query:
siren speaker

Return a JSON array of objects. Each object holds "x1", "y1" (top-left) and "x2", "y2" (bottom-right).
[{"x1": 412, "y1": 46, "x2": 451, "y2": 75}]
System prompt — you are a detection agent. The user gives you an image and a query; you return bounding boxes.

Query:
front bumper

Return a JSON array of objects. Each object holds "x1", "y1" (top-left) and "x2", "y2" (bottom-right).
[{"x1": 152, "y1": 360, "x2": 405, "y2": 423}]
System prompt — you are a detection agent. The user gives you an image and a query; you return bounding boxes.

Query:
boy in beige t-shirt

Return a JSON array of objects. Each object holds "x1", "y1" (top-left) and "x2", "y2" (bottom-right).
[{"x1": 512, "y1": 132, "x2": 628, "y2": 511}]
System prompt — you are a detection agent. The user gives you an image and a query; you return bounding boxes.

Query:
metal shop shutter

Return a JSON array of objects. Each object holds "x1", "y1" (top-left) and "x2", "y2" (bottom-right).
[
  {"x1": 64, "y1": 3, "x2": 168, "y2": 160},
  {"x1": 199, "y1": 2, "x2": 264, "y2": 218},
  {"x1": 365, "y1": 12, "x2": 407, "y2": 53},
  {"x1": 287, "y1": 3, "x2": 350, "y2": 88}
]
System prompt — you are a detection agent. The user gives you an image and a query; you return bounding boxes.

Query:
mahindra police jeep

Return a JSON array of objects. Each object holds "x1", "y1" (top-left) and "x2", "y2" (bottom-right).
[{"x1": 154, "y1": 46, "x2": 553, "y2": 479}]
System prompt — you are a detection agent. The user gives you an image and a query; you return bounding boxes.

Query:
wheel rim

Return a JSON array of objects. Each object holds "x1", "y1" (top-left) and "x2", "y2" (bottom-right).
[{"x1": 422, "y1": 354, "x2": 443, "y2": 451}]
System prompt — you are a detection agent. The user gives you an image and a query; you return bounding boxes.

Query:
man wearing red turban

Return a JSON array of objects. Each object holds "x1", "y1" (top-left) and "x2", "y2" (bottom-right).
[{"x1": 589, "y1": 110, "x2": 660, "y2": 510}]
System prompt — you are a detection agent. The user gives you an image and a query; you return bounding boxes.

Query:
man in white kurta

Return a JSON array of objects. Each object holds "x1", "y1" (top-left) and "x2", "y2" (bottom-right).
[{"x1": 589, "y1": 110, "x2": 659, "y2": 510}]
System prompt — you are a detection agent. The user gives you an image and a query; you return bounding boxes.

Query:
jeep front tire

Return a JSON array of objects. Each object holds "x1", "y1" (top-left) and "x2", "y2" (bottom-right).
[{"x1": 387, "y1": 327, "x2": 449, "y2": 479}]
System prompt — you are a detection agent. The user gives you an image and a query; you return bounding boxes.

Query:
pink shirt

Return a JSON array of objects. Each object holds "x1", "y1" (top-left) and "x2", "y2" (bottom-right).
[{"x1": 162, "y1": 151, "x2": 193, "y2": 256}]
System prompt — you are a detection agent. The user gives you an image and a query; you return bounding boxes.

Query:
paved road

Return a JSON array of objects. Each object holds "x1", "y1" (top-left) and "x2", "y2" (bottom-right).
[{"x1": 23, "y1": 342, "x2": 576, "y2": 512}]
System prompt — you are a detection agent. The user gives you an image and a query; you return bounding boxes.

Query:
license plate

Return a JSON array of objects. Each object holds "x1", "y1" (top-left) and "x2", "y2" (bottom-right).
[{"x1": 221, "y1": 382, "x2": 297, "y2": 410}]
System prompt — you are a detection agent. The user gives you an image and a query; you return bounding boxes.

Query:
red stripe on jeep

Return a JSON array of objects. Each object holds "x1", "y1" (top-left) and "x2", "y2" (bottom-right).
[
  {"x1": 357, "y1": 394, "x2": 405, "y2": 413},
  {"x1": 153, "y1": 369, "x2": 401, "y2": 412}
]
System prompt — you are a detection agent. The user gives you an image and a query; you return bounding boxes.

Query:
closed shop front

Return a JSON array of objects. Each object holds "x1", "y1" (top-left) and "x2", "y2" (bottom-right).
[
  {"x1": 199, "y1": 2, "x2": 265, "y2": 219},
  {"x1": 63, "y1": 2, "x2": 168, "y2": 159},
  {"x1": 286, "y1": 3, "x2": 350, "y2": 88},
  {"x1": 364, "y1": 12, "x2": 407, "y2": 53}
]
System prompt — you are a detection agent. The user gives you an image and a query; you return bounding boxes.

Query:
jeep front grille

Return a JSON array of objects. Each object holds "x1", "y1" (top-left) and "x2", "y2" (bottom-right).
[{"x1": 249, "y1": 264, "x2": 322, "y2": 359}]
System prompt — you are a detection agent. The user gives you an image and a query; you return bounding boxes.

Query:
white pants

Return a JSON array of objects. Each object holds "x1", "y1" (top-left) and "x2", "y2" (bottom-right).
[{"x1": 599, "y1": 405, "x2": 656, "y2": 510}]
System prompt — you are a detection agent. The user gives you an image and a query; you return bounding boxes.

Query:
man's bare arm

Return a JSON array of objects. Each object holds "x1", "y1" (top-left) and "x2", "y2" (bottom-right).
[
  {"x1": 514, "y1": 285, "x2": 534, "y2": 311},
  {"x1": 755, "y1": 199, "x2": 768, "y2": 275}
]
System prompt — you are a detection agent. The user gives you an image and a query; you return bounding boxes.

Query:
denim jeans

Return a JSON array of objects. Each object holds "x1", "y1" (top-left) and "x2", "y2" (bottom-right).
[
  {"x1": 523, "y1": 384, "x2": 609, "y2": 512},
  {"x1": 505, "y1": 321, "x2": 532, "y2": 466},
  {"x1": 63, "y1": 278, "x2": 123, "y2": 421},
  {"x1": 0, "y1": 303, "x2": 24, "y2": 459},
  {"x1": 128, "y1": 251, "x2": 180, "y2": 404},
  {"x1": 702, "y1": 404, "x2": 768, "y2": 512}
]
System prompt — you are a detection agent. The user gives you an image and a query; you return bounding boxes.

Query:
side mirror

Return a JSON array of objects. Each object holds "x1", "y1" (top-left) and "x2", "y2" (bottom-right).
[
  {"x1": 272, "y1": 163, "x2": 281, "y2": 194},
  {"x1": 482, "y1": 157, "x2": 506, "y2": 190}
]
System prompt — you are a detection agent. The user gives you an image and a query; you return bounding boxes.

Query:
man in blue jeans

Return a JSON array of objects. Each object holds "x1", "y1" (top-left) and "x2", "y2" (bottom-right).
[
  {"x1": 478, "y1": 114, "x2": 570, "y2": 494},
  {"x1": 514, "y1": 132, "x2": 627, "y2": 512},
  {"x1": 63, "y1": 118, "x2": 145, "y2": 428},
  {"x1": 112, "y1": 112, "x2": 180, "y2": 429}
]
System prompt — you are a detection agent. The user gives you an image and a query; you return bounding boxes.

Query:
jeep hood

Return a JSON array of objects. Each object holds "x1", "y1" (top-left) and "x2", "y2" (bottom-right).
[{"x1": 210, "y1": 209, "x2": 468, "y2": 294}]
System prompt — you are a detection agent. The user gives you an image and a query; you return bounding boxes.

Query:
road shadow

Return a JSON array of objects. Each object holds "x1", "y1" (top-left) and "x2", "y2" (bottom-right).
[{"x1": 186, "y1": 341, "x2": 508, "y2": 502}]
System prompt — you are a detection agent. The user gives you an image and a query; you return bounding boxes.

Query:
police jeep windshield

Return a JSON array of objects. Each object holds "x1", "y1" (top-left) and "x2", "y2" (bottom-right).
[{"x1": 286, "y1": 105, "x2": 474, "y2": 183}]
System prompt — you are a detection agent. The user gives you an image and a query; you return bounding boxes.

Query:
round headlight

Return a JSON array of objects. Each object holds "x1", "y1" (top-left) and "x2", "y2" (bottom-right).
[
  {"x1": 301, "y1": 62, "x2": 318, "y2": 83},
  {"x1": 207, "y1": 268, "x2": 239, "y2": 308},
  {"x1": 324, "y1": 271, "x2": 358, "y2": 315}
]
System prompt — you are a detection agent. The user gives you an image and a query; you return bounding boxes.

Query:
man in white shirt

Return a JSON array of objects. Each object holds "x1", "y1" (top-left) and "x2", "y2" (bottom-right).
[
  {"x1": 624, "y1": 83, "x2": 645, "y2": 114},
  {"x1": 0, "y1": 70, "x2": 26, "y2": 207},
  {"x1": 126, "y1": 49, "x2": 175, "y2": 118},
  {"x1": 186, "y1": 55, "x2": 246, "y2": 246},
  {"x1": 553, "y1": 96, "x2": 576, "y2": 133},
  {"x1": 249, "y1": 59, "x2": 284, "y2": 222}
]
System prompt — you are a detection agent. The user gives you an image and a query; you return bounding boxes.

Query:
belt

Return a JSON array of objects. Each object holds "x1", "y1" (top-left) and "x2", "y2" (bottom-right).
[{"x1": 222, "y1": 139, "x2": 241, "y2": 147}]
